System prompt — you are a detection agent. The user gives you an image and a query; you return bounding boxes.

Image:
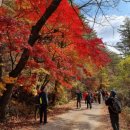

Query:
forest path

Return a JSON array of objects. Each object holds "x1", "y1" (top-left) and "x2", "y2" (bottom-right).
[
  {"x1": 1, "y1": 100, "x2": 128, "y2": 130},
  {"x1": 36, "y1": 101, "x2": 108, "y2": 130}
]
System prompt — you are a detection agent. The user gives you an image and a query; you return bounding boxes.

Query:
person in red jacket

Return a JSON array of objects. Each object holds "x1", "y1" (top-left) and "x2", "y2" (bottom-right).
[{"x1": 83, "y1": 91, "x2": 87, "y2": 104}]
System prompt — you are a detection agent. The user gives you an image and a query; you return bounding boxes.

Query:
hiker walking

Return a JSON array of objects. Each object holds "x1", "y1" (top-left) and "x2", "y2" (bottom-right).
[
  {"x1": 101, "y1": 89, "x2": 105, "y2": 101},
  {"x1": 85, "y1": 91, "x2": 92, "y2": 109},
  {"x1": 39, "y1": 87, "x2": 48, "y2": 124},
  {"x1": 105, "y1": 90, "x2": 121, "y2": 130},
  {"x1": 97, "y1": 90, "x2": 101, "y2": 104},
  {"x1": 76, "y1": 88, "x2": 82, "y2": 108}
]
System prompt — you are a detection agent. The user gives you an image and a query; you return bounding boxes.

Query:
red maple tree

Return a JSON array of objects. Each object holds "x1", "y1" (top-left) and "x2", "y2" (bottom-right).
[{"x1": 0, "y1": 0, "x2": 111, "y2": 121}]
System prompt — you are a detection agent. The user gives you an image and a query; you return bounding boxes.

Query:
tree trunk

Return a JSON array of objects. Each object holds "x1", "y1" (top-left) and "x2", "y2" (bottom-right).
[
  {"x1": 0, "y1": 84, "x2": 13, "y2": 122},
  {"x1": 52, "y1": 80, "x2": 58, "y2": 105}
]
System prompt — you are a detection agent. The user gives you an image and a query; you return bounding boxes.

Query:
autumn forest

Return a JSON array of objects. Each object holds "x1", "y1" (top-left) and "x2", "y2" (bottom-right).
[{"x1": 0, "y1": 0, "x2": 130, "y2": 129}]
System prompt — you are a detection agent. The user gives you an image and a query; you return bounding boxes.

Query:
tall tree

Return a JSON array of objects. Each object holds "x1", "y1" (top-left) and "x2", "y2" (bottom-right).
[
  {"x1": 0, "y1": 0, "x2": 62, "y2": 121},
  {"x1": 117, "y1": 17, "x2": 130, "y2": 56},
  {"x1": 0, "y1": 0, "x2": 111, "y2": 121}
]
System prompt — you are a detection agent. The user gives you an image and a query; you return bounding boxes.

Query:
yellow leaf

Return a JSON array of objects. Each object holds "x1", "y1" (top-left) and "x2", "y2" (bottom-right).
[
  {"x1": 33, "y1": 68, "x2": 50, "y2": 75},
  {"x1": 3, "y1": 76, "x2": 17, "y2": 84},
  {"x1": 0, "y1": 82, "x2": 5, "y2": 89}
]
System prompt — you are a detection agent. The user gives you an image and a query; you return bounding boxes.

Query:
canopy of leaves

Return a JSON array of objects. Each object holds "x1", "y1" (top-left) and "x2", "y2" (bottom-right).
[{"x1": 0, "y1": 0, "x2": 111, "y2": 93}]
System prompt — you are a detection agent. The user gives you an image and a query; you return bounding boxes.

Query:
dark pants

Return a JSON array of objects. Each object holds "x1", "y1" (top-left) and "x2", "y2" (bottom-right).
[
  {"x1": 77, "y1": 100, "x2": 81, "y2": 108},
  {"x1": 110, "y1": 113, "x2": 119, "y2": 130},
  {"x1": 39, "y1": 105, "x2": 47, "y2": 123},
  {"x1": 87, "y1": 101, "x2": 92, "y2": 109}
]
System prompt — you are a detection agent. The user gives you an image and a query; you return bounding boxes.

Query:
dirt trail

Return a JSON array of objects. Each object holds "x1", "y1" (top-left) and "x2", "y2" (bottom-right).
[
  {"x1": 0, "y1": 100, "x2": 129, "y2": 130},
  {"x1": 33, "y1": 101, "x2": 108, "y2": 130}
]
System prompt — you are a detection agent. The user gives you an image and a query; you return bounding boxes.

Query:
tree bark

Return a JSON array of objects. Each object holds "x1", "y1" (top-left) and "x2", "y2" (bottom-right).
[
  {"x1": 52, "y1": 80, "x2": 59, "y2": 105},
  {"x1": 0, "y1": 84, "x2": 13, "y2": 121},
  {"x1": 0, "y1": 0, "x2": 62, "y2": 122}
]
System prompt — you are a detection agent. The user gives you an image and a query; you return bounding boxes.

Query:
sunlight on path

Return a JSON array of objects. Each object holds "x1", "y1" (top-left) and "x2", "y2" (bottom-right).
[{"x1": 36, "y1": 101, "x2": 107, "y2": 130}]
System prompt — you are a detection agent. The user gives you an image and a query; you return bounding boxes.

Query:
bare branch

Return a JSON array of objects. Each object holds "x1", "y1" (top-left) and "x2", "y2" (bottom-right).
[
  {"x1": 6, "y1": 29, "x2": 14, "y2": 70},
  {"x1": 78, "y1": 0, "x2": 94, "y2": 9}
]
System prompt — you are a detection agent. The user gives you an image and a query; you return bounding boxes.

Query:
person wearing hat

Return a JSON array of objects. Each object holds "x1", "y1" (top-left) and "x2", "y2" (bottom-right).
[{"x1": 105, "y1": 90, "x2": 121, "y2": 130}]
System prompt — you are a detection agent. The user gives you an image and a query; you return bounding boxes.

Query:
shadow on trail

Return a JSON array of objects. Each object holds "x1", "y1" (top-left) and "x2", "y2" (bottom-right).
[
  {"x1": 84, "y1": 113, "x2": 106, "y2": 122},
  {"x1": 40, "y1": 106, "x2": 107, "y2": 130}
]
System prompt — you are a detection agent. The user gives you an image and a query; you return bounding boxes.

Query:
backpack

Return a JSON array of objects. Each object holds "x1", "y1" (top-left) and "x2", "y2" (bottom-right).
[{"x1": 110, "y1": 97, "x2": 122, "y2": 114}]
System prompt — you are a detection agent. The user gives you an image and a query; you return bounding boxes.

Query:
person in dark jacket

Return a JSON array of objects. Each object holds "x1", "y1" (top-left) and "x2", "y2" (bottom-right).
[
  {"x1": 105, "y1": 90, "x2": 120, "y2": 130},
  {"x1": 85, "y1": 92, "x2": 92, "y2": 109},
  {"x1": 97, "y1": 90, "x2": 101, "y2": 104},
  {"x1": 76, "y1": 89, "x2": 82, "y2": 108},
  {"x1": 101, "y1": 89, "x2": 105, "y2": 101},
  {"x1": 39, "y1": 88, "x2": 48, "y2": 124}
]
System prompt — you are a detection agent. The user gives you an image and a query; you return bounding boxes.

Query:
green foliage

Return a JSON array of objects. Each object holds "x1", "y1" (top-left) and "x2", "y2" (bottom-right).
[
  {"x1": 33, "y1": 68, "x2": 50, "y2": 75},
  {"x1": 107, "y1": 55, "x2": 130, "y2": 108},
  {"x1": 97, "y1": 68, "x2": 110, "y2": 88},
  {"x1": 117, "y1": 17, "x2": 130, "y2": 56},
  {"x1": 123, "y1": 107, "x2": 130, "y2": 124},
  {"x1": 116, "y1": 56, "x2": 130, "y2": 87},
  {"x1": 55, "y1": 85, "x2": 70, "y2": 105},
  {"x1": 83, "y1": 30, "x2": 97, "y2": 40},
  {"x1": 105, "y1": 52, "x2": 121, "y2": 89}
]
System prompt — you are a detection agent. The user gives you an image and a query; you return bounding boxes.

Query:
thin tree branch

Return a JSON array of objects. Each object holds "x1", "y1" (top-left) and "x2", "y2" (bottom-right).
[
  {"x1": 6, "y1": 29, "x2": 14, "y2": 70},
  {"x1": 78, "y1": 0, "x2": 94, "y2": 9}
]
